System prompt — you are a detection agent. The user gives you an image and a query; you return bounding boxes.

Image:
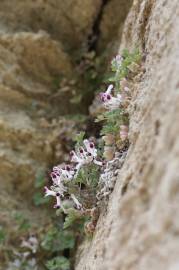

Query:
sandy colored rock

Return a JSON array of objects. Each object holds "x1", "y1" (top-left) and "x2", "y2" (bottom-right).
[
  {"x1": 0, "y1": 31, "x2": 72, "y2": 97},
  {"x1": 76, "y1": 0, "x2": 179, "y2": 269},
  {"x1": 0, "y1": 0, "x2": 102, "y2": 52},
  {"x1": 97, "y1": 0, "x2": 133, "y2": 51}
]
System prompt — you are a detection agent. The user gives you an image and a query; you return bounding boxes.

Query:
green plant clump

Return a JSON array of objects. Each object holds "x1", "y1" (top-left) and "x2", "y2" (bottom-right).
[{"x1": 41, "y1": 49, "x2": 141, "y2": 270}]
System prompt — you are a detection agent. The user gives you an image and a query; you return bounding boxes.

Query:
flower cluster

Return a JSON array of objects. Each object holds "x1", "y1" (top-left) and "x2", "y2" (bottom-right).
[
  {"x1": 44, "y1": 50, "x2": 141, "y2": 228},
  {"x1": 99, "y1": 83, "x2": 131, "y2": 111},
  {"x1": 99, "y1": 84, "x2": 123, "y2": 110},
  {"x1": 44, "y1": 139, "x2": 102, "y2": 211}
]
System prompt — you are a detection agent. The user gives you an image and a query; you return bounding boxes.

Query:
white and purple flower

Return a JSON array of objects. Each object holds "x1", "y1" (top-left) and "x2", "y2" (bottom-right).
[
  {"x1": 44, "y1": 184, "x2": 66, "y2": 209},
  {"x1": 99, "y1": 84, "x2": 123, "y2": 110},
  {"x1": 44, "y1": 137, "x2": 103, "y2": 211},
  {"x1": 70, "y1": 139, "x2": 102, "y2": 170}
]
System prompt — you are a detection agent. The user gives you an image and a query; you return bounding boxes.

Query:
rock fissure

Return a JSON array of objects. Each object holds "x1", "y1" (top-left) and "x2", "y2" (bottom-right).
[{"x1": 87, "y1": 0, "x2": 110, "y2": 52}]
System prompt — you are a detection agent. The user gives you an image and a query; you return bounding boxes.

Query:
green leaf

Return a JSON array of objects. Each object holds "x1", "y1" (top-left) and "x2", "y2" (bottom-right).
[
  {"x1": 41, "y1": 227, "x2": 75, "y2": 252},
  {"x1": 34, "y1": 172, "x2": 46, "y2": 188},
  {"x1": 41, "y1": 227, "x2": 57, "y2": 251},
  {"x1": 108, "y1": 76, "x2": 116, "y2": 82},
  {"x1": 33, "y1": 192, "x2": 50, "y2": 206},
  {"x1": 63, "y1": 209, "x2": 81, "y2": 229},
  {"x1": 46, "y1": 256, "x2": 70, "y2": 270},
  {"x1": 74, "y1": 131, "x2": 85, "y2": 144},
  {"x1": 74, "y1": 168, "x2": 87, "y2": 185},
  {"x1": 19, "y1": 220, "x2": 31, "y2": 231},
  {"x1": 58, "y1": 230, "x2": 75, "y2": 250},
  {"x1": 100, "y1": 123, "x2": 119, "y2": 136},
  {"x1": 13, "y1": 212, "x2": 31, "y2": 231},
  {"x1": 0, "y1": 227, "x2": 6, "y2": 244}
]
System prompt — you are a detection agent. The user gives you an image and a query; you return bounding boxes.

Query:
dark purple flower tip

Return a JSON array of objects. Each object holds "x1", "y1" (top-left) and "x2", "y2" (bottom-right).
[
  {"x1": 66, "y1": 165, "x2": 70, "y2": 171},
  {"x1": 89, "y1": 143, "x2": 94, "y2": 148},
  {"x1": 107, "y1": 94, "x2": 111, "y2": 100},
  {"x1": 51, "y1": 172, "x2": 57, "y2": 178},
  {"x1": 54, "y1": 204, "x2": 60, "y2": 209},
  {"x1": 88, "y1": 153, "x2": 92, "y2": 156},
  {"x1": 56, "y1": 192, "x2": 60, "y2": 196},
  {"x1": 79, "y1": 148, "x2": 84, "y2": 153}
]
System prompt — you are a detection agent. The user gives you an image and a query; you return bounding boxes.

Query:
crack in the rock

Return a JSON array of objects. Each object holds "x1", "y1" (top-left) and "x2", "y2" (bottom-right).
[{"x1": 87, "y1": 0, "x2": 110, "y2": 52}]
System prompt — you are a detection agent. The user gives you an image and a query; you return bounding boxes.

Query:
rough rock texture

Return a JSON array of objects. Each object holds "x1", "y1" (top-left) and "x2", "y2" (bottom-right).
[
  {"x1": 0, "y1": 0, "x2": 102, "y2": 52},
  {"x1": 97, "y1": 0, "x2": 133, "y2": 51},
  {"x1": 76, "y1": 0, "x2": 179, "y2": 269},
  {"x1": 0, "y1": 29, "x2": 72, "y2": 192}
]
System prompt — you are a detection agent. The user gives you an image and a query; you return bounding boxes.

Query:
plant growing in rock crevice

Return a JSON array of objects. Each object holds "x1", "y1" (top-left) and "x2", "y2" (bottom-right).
[
  {"x1": 42, "y1": 49, "x2": 141, "y2": 269},
  {"x1": 45, "y1": 48, "x2": 141, "y2": 218}
]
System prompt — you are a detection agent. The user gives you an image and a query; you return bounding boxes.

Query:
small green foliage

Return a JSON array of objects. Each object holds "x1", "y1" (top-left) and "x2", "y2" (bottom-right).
[
  {"x1": 33, "y1": 192, "x2": 50, "y2": 206},
  {"x1": 96, "y1": 109, "x2": 128, "y2": 136},
  {"x1": 108, "y1": 48, "x2": 141, "y2": 92},
  {"x1": 41, "y1": 227, "x2": 75, "y2": 252},
  {"x1": 33, "y1": 171, "x2": 50, "y2": 206},
  {"x1": 0, "y1": 226, "x2": 6, "y2": 244},
  {"x1": 97, "y1": 138, "x2": 104, "y2": 157},
  {"x1": 63, "y1": 208, "x2": 82, "y2": 229},
  {"x1": 34, "y1": 172, "x2": 46, "y2": 188},
  {"x1": 73, "y1": 131, "x2": 85, "y2": 146},
  {"x1": 97, "y1": 49, "x2": 141, "y2": 137},
  {"x1": 122, "y1": 48, "x2": 141, "y2": 64},
  {"x1": 100, "y1": 122, "x2": 119, "y2": 136},
  {"x1": 46, "y1": 256, "x2": 70, "y2": 270},
  {"x1": 74, "y1": 163, "x2": 100, "y2": 187},
  {"x1": 13, "y1": 212, "x2": 31, "y2": 231}
]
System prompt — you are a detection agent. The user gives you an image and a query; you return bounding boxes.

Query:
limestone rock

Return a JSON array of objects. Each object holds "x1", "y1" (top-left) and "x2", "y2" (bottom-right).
[
  {"x1": 76, "y1": 0, "x2": 179, "y2": 269},
  {"x1": 0, "y1": 0, "x2": 102, "y2": 52},
  {"x1": 97, "y1": 0, "x2": 133, "y2": 51}
]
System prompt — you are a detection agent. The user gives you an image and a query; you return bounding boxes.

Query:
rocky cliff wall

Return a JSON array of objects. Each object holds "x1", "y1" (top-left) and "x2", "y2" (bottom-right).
[
  {"x1": 76, "y1": 0, "x2": 179, "y2": 269},
  {"x1": 0, "y1": 1, "x2": 133, "y2": 267}
]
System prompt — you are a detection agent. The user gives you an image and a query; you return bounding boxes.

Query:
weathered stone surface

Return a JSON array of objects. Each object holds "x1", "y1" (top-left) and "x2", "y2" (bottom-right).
[
  {"x1": 0, "y1": 0, "x2": 102, "y2": 52},
  {"x1": 0, "y1": 31, "x2": 72, "y2": 97},
  {"x1": 76, "y1": 0, "x2": 179, "y2": 269},
  {"x1": 97, "y1": 0, "x2": 133, "y2": 51}
]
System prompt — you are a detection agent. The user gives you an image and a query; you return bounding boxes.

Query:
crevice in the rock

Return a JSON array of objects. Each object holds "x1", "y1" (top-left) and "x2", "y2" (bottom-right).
[
  {"x1": 87, "y1": 0, "x2": 110, "y2": 52},
  {"x1": 139, "y1": 0, "x2": 154, "y2": 50}
]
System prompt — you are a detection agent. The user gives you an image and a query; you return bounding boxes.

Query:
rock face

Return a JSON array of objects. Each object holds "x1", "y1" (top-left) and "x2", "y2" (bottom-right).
[
  {"x1": 97, "y1": 0, "x2": 133, "y2": 51},
  {"x1": 0, "y1": 0, "x2": 102, "y2": 52},
  {"x1": 76, "y1": 0, "x2": 179, "y2": 269}
]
